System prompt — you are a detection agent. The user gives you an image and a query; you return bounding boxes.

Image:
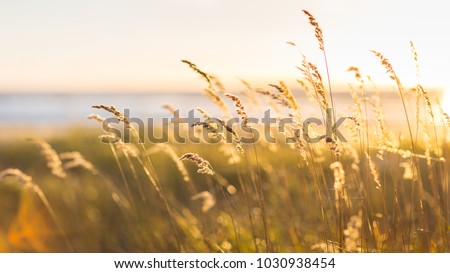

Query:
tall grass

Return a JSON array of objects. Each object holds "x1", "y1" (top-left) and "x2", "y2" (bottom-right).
[{"x1": 0, "y1": 10, "x2": 449, "y2": 253}]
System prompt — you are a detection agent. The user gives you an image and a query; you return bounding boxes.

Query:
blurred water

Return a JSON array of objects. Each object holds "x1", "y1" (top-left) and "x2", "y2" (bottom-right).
[
  {"x1": 0, "y1": 91, "x2": 441, "y2": 126},
  {"x1": 0, "y1": 93, "x2": 216, "y2": 125}
]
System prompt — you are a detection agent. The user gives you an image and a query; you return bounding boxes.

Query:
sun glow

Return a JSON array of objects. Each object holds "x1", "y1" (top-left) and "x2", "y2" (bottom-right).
[{"x1": 441, "y1": 86, "x2": 450, "y2": 114}]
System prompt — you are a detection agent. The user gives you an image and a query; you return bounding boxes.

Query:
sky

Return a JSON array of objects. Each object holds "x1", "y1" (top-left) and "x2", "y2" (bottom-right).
[{"x1": 0, "y1": 0, "x2": 449, "y2": 93}]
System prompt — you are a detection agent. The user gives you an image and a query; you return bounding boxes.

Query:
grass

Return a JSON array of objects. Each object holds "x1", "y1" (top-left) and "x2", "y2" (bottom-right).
[{"x1": 0, "y1": 10, "x2": 449, "y2": 253}]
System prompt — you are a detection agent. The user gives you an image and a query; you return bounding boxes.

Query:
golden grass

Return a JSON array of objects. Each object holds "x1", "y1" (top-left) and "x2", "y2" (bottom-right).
[{"x1": 0, "y1": 10, "x2": 449, "y2": 253}]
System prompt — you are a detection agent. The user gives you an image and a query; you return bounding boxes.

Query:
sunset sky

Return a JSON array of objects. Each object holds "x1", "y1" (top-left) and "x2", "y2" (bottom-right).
[{"x1": 0, "y1": 0, "x2": 449, "y2": 93}]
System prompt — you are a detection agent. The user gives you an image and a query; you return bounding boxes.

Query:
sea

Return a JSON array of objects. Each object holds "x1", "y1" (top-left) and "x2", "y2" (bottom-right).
[{"x1": 0, "y1": 91, "x2": 443, "y2": 127}]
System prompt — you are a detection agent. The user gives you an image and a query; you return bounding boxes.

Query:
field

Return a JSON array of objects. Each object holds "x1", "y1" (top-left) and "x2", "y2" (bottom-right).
[{"x1": 0, "y1": 11, "x2": 449, "y2": 253}]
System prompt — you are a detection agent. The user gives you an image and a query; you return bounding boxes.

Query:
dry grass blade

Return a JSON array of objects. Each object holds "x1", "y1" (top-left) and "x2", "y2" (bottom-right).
[
  {"x1": 92, "y1": 105, "x2": 130, "y2": 126},
  {"x1": 192, "y1": 121, "x2": 224, "y2": 142},
  {"x1": 224, "y1": 93, "x2": 249, "y2": 127},
  {"x1": 238, "y1": 78, "x2": 259, "y2": 107},
  {"x1": 28, "y1": 138, "x2": 66, "y2": 179},
  {"x1": 193, "y1": 118, "x2": 244, "y2": 154},
  {"x1": 322, "y1": 136, "x2": 341, "y2": 157},
  {"x1": 330, "y1": 161, "x2": 350, "y2": 209},
  {"x1": 147, "y1": 144, "x2": 191, "y2": 183},
  {"x1": 410, "y1": 41, "x2": 420, "y2": 77},
  {"x1": 180, "y1": 153, "x2": 214, "y2": 175},
  {"x1": 191, "y1": 191, "x2": 216, "y2": 212},
  {"x1": 437, "y1": 101, "x2": 450, "y2": 127},
  {"x1": 347, "y1": 116, "x2": 361, "y2": 131},
  {"x1": 114, "y1": 140, "x2": 140, "y2": 158},
  {"x1": 366, "y1": 153, "x2": 381, "y2": 189},
  {"x1": 196, "y1": 108, "x2": 212, "y2": 119},
  {"x1": 416, "y1": 85, "x2": 434, "y2": 120},
  {"x1": 162, "y1": 104, "x2": 177, "y2": 115},
  {"x1": 347, "y1": 66, "x2": 363, "y2": 82},
  {"x1": 298, "y1": 56, "x2": 329, "y2": 110},
  {"x1": 257, "y1": 90, "x2": 291, "y2": 109},
  {"x1": 181, "y1": 60, "x2": 212, "y2": 85},
  {"x1": 182, "y1": 60, "x2": 231, "y2": 119},
  {"x1": 87, "y1": 113, "x2": 105, "y2": 123},
  {"x1": 302, "y1": 10, "x2": 324, "y2": 50},
  {"x1": 59, "y1": 152, "x2": 98, "y2": 175},
  {"x1": 0, "y1": 168, "x2": 32, "y2": 184},
  {"x1": 370, "y1": 50, "x2": 399, "y2": 84},
  {"x1": 268, "y1": 81, "x2": 298, "y2": 110}
]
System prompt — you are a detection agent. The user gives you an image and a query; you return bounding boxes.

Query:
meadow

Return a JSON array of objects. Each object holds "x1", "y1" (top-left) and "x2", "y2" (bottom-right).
[{"x1": 0, "y1": 11, "x2": 449, "y2": 253}]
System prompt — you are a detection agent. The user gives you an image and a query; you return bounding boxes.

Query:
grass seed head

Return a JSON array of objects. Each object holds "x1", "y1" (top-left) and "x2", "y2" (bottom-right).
[
  {"x1": 302, "y1": 10, "x2": 324, "y2": 50},
  {"x1": 28, "y1": 138, "x2": 67, "y2": 179},
  {"x1": 180, "y1": 153, "x2": 214, "y2": 176}
]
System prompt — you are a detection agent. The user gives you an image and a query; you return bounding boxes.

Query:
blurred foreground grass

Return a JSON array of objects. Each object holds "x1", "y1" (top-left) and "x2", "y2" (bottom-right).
[{"x1": 0, "y1": 125, "x2": 449, "y2": 252}]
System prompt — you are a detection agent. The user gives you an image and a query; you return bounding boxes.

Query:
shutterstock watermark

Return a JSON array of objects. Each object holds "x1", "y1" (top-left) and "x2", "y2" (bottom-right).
[{"x1": 99, "y1": 108, "x2": 349, "y2": 144}]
